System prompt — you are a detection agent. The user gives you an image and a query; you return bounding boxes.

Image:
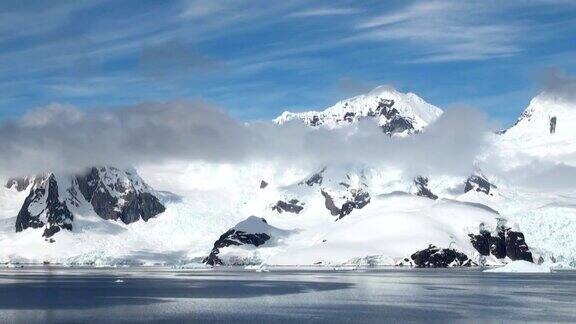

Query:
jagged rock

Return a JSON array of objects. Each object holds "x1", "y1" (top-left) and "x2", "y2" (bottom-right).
[
  {"x1": 490, "y1": 230, "x2": 507, "y2": 258},
  {"x1": 464, "y1": 174, "x2": 496, "y2": 195},
  {"x1": 272, "y1": 199, "x2": 304, "y2": 214},
  {"x1": 343, "y1": 111, "x2": 355, "y2": 122},
  {"x1": 204, "y1": 229, "x2": 271, "y2": 266},
  {"x1": 259, "y1": 180, "x2": 268, "y2": 189},
  {"x1": 76, "y1": 167, "x2": 165, "y2": 224},
  {"x1": 469, "y1": 230, "x2": 491, "y2": 256},
  {"x1": 15, "y1": 175, "x2": 73, "y2": 238},
  {"x1": 353, "y1": 191, "x2": 371, "y2": 209},
  {"x1": 505, "y1": 230, "x2": 533, "y2": 262},
  {"x1": 321, "y1": 190, "x2": 341, "y2": 216},
  {"x1": 321, "y1": 189, "x2": 371, "y2": 220},
  {"x1": 410, "y1": 245, "x2": 470, "y2": 268},
  {"x1": 13, "y1": 166, "x2": 167, "y2": 237},
  {"x1": 302, "y1": 168, "x2": 326, "y2": 186},
  {"x1": 550, "y1": 116, "x2": 557, "y2": 134},
  {"x1": 339, "y1": 201, "x2": 355, "y2": 218},
  {"x1": 468, "y1": 222, "x2": 533, "y2": 262},
  {"x1": 377, "y1": 103, "x2": 415, "y2": 134},
  {"x1": 414, "y1": 176, "x2": 438, "y2": 200},
  {"x1": 203, "y1": 216, "x2": 287, "y2": 266}
]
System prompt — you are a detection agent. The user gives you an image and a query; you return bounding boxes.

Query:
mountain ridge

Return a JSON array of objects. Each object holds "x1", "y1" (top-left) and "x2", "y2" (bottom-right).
[{"x1": 274, "y1": 86, "x2": 443, "y2": 135}]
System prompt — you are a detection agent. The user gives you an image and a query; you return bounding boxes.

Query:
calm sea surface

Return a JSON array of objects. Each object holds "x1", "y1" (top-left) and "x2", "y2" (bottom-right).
[{"x1": 0, "y1": 267, "x2": 575, "y2": 323}]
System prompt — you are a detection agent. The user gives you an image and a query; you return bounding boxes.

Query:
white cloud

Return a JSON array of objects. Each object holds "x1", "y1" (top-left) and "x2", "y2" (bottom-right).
[
  {"x1": 289, "y1": 7, "x2": 360, "y2": 18},
  {"x1": 0, "y1": 99, "x2": 490, "y2": 178},
  {"x1": 354, "y1": 1, "x2": 524, "y2": 63},
  {"x1": 180, "y1": 1, "x2": 225, "y2": 19}
]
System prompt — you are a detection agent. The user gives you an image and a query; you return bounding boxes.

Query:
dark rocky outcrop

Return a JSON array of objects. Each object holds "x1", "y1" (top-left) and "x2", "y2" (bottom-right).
[
  {"x1": 14, "y1": 166, "x2": 167, "y2": 237},
  {"x1": 15, "y1": 175, "x2": 73, "y2": 238},
  {"x1": 505, "y1": 230, "x2": 533, "y2": 262},
  {"x1": 370, "y1": 99, "x2": 416, "y2": 135},
  {"x1": 301, "y1": 167, "x2": 326, "y2": 186},
  {"x1": 76, "y1": 167, "x2": 165, "y2": 224},
  {"x1": 321, "y1": 190, "x2": 341, "y2": 216},
  {"x1": 469, "y1": 229, "x2": 491, "y2": 256},
  {"x1": 410, "y1": 245, "x2": 471, "y2": 268},
  {"x1": 464, "y1": 174, "x2": 496, "y2": 195},
  {"x1": 259, "y1": 180, "x2": 268, "y2": 189},
  {"x1": 382, "y1": 117, "x2": 414, "y2": 135},
  {"x1": 550, "y1": 116, "x2": 557, "y2": 134},
  {"x1": 203, "y1": 217, "x2": 277, "y2": 266},
  {"x1": 468, "y1": 222, "x2": 533, "y2": 262},
  {"x1": 272, "y1": 199, "x2": 304, "y2": 214},
  {"x1": 353, "y1": 191, "x2": 371, "y2": 209},
  {"x1": 368, "y1": 98, "x2": 395, "y2": 117},
  {"x1": 203, "y1": 229, "x2": 271, "y2": 266},
  {"x1": 309, "y1": 115, "x2": 321, "y2": 126},
  {"x1": 414, "y1": 176, "x2": 438, "y2": 200},
  {"x1": 343, "y1": 111, "x2": 355, "y2": 122},
  {"x1": 321, "y1": 189, "x2": 371, "y2": 220}
]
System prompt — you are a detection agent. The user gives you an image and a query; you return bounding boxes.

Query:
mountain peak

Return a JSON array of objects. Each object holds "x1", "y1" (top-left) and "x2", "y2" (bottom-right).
[
  {"x1": 274, "y1": 86, "x2": 443, "y2": 135},
  {"x1": 498, "y1": 92, "x2": 576, "y2": 158}
]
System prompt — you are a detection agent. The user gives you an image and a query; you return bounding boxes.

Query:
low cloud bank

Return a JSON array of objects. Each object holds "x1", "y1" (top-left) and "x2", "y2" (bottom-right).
[{"x1": 0, "y1": 100, "x2": 491, "y2": 178}]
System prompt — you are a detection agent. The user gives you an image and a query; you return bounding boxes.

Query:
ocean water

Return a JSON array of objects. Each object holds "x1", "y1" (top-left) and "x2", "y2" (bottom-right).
[{"x1": 0, "y1": 267, "x2": 575, "y2": 323}]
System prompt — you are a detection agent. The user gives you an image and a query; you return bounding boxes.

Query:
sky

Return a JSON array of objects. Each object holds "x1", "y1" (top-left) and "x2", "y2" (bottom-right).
[{"x1": 0, "y1": 0, "x2": 575, "y2": 125}]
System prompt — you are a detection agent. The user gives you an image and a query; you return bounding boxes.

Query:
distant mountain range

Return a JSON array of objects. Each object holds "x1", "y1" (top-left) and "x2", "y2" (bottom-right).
[{"x1": 2, "y1": 86, "x2": 575, "y2": 268}]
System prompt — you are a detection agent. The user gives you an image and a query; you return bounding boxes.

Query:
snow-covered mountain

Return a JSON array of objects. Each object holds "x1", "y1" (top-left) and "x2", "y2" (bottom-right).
[
  {"x1": 11, "y1": 166, "x2": 165, "y2": 238},
  {"x1": 274, "y1": 86, "x2": 443, "y2": 135},
  {"x1": 204, "y1": 216, "x2": 291, "y2": 265},
  {"x1": 498, "y1": 92, "x2": 576, "y2": 161},
  {"x1": 1, "y1": 88, "x2": 575, "y2": 269}
]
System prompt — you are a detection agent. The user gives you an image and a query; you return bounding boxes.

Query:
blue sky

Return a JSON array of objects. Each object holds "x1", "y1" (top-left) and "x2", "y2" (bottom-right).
[{"x1": 0, "y1": 0, "x2": 575, "y2": 125}]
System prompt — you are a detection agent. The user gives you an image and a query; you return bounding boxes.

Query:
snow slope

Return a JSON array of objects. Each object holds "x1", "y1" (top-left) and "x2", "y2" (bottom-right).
[
  {"x1": 498, "y1": 92, "x2": 576, "y2": 164},
  {"x1": 265, "y1": 194, "x2": 503, "y2": 266}
]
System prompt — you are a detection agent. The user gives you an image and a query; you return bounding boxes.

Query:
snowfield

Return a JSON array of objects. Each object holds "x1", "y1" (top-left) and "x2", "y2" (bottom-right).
[{"x1": 1, "y1": 87, "x2": 575, "y2": 268}]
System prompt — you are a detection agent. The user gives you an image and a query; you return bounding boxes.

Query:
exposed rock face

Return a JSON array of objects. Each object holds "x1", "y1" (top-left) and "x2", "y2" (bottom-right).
[
  {"x1": 272, "y1": 199, "x2": 304, "y2": 214},
  {"x1": 550, "y1": 116, "x2": 557, "y2": 134},
  {"x1": 203, "y1": 216, "x2": 288, "y2": 266},
  {"x1": 376, "y1": 102, "x2": 416, "y2": 135},
  {"x1": 204, "y1": 229, "x2": 271, "y2": 266},
  {"x1": 414, "y1": 176, "x2": 438, "y2": 200},
  {"x1": 464, "y1": 174, "x2": 496, "y2": 195},
  {"x1": 469, "y1": 229, "x2": 491, "y2": 256},
  {"x1": 15, "y1": 175, "x2": 73, "y2": 238},
  {"x1": 301, "y1": 167, "x2": 326, "y2": 186},
  {"x1": 468, "y1": 222, "x2": 533, "y2": 262},
  {"x1": 259, "y1": 180, "x2": 268, "y2": 189},
  {"x1": 353, "y1": 191, "x2": 371, "y2": 209},
  {"x1": 505, "y1": 230, "x2": 533, "y2": 261},
  {"x1": 321, "y1": 190, "x2": 340, "y2": 216},
  {"x1": 410, "y1": 245, "x2": 471, "y2": 268},
  {"x1": 76, "y1": 167, "x2": 165, "y2": 224},
  {"x1": 321, "y1": 189, "x2": 371, "y2": 220},
  {"x1": 14, "y1": 166, "x2": 166, "y2": 237}
]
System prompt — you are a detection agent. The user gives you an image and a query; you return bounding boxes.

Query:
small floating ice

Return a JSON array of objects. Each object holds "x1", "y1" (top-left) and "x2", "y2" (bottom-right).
[
  {"x1": 244, "y1": 264, "x2": 269, "y2": 272},
  {"x1": 484, "y1": 260, "x2": 551, "y2": 273},
  {"x1": 114, "y1": 279, "x2": 124, "y2": 283}
]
